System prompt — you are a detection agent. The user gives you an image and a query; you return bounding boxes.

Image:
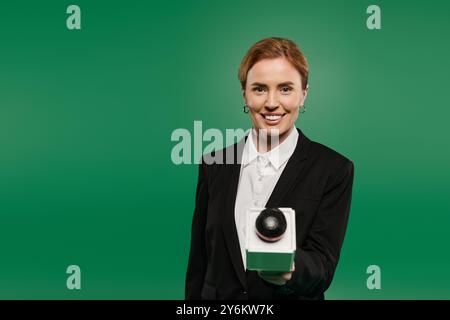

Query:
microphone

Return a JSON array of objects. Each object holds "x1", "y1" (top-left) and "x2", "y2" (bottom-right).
[
  {"x1": 255, "y1": 208, "x2": 287, "y2": 242},
  {"x1": 246, "y1": 207, "x2": 295, "y2": 272}
]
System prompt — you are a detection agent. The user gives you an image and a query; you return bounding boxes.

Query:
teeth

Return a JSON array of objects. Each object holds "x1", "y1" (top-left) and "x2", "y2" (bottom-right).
[{"x1": 264, "y1": 115, "x2": 282, "y2": 121}]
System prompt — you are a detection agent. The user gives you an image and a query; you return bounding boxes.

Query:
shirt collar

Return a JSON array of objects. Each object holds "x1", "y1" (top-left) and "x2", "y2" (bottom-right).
[{"x1": 242, "y1": 126, "x2": 299, "y2": 170}]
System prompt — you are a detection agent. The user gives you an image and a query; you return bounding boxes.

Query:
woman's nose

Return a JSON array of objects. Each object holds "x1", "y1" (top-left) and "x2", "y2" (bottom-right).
[{"x1": 265, "y1": 92, "x2": 279, "y2": 109}]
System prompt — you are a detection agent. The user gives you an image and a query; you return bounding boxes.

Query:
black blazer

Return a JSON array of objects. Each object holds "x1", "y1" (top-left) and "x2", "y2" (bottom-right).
[{"x1": 185, "y1": 127, "x2": 355, "y2": 300}]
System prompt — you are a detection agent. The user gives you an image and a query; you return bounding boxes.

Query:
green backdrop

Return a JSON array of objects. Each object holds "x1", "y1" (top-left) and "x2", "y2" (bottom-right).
[{"x1": 1, "y1": 0, "x2": 449, "y2": 299}]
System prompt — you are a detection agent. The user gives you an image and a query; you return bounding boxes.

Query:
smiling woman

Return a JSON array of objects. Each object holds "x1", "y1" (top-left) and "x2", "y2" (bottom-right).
[{"x1": 186, "y1": 37, "x2": 355, "y2": 300}]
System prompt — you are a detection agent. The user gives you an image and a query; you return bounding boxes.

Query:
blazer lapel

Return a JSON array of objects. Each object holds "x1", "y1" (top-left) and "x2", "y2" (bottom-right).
[
  {"x1": 265, "y1": 128, "x2": 311, "y2": 208},
  {"x1": 221, "y1": 128, "x2": 311, "y2": 291}
]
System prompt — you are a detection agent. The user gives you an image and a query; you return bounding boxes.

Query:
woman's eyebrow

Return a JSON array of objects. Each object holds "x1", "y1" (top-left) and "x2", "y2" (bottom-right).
[
  {"x1": 250, "y1": 82, "x2": 267, "y2": 87},
  {"x1": 250, "y1": 81, "x2": 295, "y2": 86},
  {"x1": 278, "y1": 81, "x2": 295, "y2": 86}
]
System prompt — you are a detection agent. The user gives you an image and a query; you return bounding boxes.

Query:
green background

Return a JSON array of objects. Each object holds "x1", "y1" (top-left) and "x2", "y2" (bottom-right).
[{"x1": 1, "y1": 0, "x2": 449, "y2": 299}]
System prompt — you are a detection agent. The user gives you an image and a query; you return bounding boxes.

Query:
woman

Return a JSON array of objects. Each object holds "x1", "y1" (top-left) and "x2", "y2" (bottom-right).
[{"x1": 185, "y1": 37, "x2": 354, "y2": 300}]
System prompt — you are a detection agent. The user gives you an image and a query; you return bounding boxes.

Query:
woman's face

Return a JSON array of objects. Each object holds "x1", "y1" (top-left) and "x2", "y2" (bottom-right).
[{"x1": 243, "y1": 57, "x2": 308, "y2": 142}]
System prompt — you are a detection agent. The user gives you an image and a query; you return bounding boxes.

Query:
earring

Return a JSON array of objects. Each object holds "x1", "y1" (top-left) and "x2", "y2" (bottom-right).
[
  {"x1": 243, "y1": 105, "x2": 249, "y2": 113},
  {"x1": 299, "y1": 105, "x2": 307, "y2": 113}
]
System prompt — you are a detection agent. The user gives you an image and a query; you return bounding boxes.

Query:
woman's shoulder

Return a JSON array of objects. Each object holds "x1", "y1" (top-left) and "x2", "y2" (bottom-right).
[
  {"x1": 200, "y1": 138, "x2": 246, "y2": 167},
  {"x1": 307, "y1": 138, "x2": 354, "y2": 176},
  {"x1": 310, "y1": 139, "x2": 352, "y2": 162}
]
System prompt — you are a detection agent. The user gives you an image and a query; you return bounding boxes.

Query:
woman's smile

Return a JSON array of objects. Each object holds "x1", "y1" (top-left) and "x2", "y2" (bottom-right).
[{"x1": 260, "y1": 112, "x2": 286, "y2": 126}]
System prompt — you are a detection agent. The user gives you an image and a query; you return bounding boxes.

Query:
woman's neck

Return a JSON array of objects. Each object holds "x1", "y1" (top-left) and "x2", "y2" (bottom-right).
[{"x1": 252, "y1": 126, "x2": 294, "y2": 153}]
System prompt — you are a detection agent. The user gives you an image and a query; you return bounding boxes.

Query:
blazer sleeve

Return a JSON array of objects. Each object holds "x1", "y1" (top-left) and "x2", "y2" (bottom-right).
[
  {"x1": 283, "y1": 160, "x2": 355, "y2": 297},
  {"x1": 185, "y1": 160, "x2": 209, "y2": 300}
]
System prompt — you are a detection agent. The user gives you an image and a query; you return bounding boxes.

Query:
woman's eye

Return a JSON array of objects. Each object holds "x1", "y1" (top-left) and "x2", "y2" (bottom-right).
[
  {"x1": 281, "y1": 86, "x2": 292, "y2": 93},
  {"x1": 253, "y1": 87, "x2": 265, "y2": 93}
]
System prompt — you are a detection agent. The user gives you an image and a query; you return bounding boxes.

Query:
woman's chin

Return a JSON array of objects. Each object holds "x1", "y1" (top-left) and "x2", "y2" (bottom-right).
[{"x1": 254, "y1": 125, "x2": 284, "y2": 136}]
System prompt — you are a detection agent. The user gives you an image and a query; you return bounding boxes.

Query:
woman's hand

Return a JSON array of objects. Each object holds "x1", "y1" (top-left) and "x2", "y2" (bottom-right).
[{"x1": 257, "y1": 263, "x2": 295, "y2": 286}]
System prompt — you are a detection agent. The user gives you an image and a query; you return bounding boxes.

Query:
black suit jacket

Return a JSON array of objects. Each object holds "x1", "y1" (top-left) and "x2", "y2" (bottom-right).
[{"x1": 185, "y1": 128, "x2": 355, "y2": 300}]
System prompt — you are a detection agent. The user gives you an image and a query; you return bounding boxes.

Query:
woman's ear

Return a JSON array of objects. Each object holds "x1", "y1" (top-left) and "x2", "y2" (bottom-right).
[{"x1": 302, "y1": 85, "x2": 309, "y2": 105}]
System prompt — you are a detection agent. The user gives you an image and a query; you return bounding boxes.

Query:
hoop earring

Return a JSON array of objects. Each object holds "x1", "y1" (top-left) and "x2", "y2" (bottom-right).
[
  {"x1": 299, "y1": 105, "x2": 307, "y2": 114},
  {"x1": 243, "y1": 105, "x2": 249, "y2": 113}
]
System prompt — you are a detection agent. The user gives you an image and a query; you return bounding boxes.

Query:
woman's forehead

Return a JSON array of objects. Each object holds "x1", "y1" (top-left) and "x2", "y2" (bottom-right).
[{"x1": 247, "y1": 57, "x2": 302, "y2": 84}]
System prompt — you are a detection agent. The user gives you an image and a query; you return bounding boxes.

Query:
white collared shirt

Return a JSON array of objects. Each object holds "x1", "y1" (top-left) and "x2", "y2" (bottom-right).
[{"x1": 234, "y1": 126, "x2": 299, "y2": 269}]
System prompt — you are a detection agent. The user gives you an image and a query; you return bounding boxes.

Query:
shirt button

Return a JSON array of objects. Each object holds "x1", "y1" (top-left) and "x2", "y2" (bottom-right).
[{"x1": 243, "y1": 291, "x2": 247, "y2": 295}]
